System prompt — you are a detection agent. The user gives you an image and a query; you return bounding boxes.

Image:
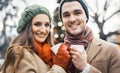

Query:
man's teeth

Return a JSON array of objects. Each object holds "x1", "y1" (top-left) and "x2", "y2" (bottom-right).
[
  {"x1": 69, "y1": 24, "x2": 79, "y2": 27},
  {"x1": 69, "y1": 24, "x2": 77, "y2": 27}
]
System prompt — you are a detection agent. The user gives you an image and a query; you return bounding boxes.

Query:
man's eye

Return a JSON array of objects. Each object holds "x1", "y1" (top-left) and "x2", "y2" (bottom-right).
[
  {"x1": 63, "y1": 14, "x2": 69, "y2": 17},
  {"x1": 75, "y1": 10, "x2": 82, "y2": 15},
  {"x1": 75, "y1": 12, "x2": 80, "y2": 14}
]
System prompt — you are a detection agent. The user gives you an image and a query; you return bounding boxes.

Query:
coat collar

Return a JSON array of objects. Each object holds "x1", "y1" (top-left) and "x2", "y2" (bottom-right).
[{"x1": 87, "y1": 37, "x2": 102, "y2": 63}]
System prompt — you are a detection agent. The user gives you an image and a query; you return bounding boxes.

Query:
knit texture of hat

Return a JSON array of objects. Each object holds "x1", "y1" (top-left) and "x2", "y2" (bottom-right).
[
  {"x1": 17, "y1": 4, "x2": 51, "y2": 34},
  {"x1": 59, "y1": 0, "x2": 89, "y2": 22}
]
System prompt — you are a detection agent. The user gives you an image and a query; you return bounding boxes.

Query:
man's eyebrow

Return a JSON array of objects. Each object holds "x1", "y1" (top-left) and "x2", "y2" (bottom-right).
[
  {"x1": 62, "y1": 12, "x2": 69, "y2": 15},
  {"x1": 74, "y1": 9, "x2": 82, "y2": 12}
]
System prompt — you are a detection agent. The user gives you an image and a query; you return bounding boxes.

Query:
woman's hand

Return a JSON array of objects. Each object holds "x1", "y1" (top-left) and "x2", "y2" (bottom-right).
[{"x1": 53, "y1": 43, "x2": 70, "y2": 70}]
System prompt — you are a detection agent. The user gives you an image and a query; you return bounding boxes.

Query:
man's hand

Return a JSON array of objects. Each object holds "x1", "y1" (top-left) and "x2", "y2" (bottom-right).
[{"x1": 70, "y1": 45, "x2": 87, "y2": 71}]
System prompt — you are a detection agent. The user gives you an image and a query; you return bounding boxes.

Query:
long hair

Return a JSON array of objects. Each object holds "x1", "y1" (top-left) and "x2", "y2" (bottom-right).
[
  {"x1": 0, "y1": 20, "x2": 51, "y2": 73},
  {"x1": 12, "y1": 21, "x2": 34, "y2": 46},
  {"x1": 12, "y1": 20, "x2": 51, "y2": 47}
]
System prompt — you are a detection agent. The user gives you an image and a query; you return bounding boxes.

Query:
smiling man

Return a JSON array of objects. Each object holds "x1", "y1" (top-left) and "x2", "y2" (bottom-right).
[{"x1": 52, "y1": 0, "x2": 120, "y2": 73}]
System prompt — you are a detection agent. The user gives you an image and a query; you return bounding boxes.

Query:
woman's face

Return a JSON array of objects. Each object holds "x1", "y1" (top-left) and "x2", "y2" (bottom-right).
[{"x1": 32, "y1": 14, "x2": 50, "y2": 43}]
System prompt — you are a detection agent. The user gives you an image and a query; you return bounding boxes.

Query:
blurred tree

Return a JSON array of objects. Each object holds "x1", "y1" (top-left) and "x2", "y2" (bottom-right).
[
  {"x1": 52, "y1": 7, "x2": 65, "y2": 45},
  {"x1": 88, "y1": 0, "x2": 120, "y2": 41},
  {"x1": 0, "y1": 0, "x2": 27, "y2": 58},
  {"x1": 52, "y1": 0, "x2": 120, "y2": 46}
]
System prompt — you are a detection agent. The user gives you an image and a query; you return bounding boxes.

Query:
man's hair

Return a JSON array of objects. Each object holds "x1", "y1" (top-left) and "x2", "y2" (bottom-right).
[{"x1": 59, "y1": 0, "x2": 89, "y2": 22}]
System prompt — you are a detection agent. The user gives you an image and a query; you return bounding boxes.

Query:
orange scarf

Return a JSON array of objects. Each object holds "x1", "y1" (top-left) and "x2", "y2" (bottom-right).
[{"x1": 34, "y1": 40, "x2": 54, "y2": 67}]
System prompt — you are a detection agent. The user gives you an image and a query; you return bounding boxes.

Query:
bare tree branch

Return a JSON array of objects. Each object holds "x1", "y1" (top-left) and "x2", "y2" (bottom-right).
[
  {"x1": 105, "y1": 10, "x2": 120, "y2": 21},
  {"x1": 106, "y1": 30, "x2": 120, "y2": 37}
]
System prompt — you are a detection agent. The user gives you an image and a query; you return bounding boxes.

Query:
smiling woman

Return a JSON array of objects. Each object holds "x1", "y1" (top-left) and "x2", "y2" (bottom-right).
[
  {"x1": 32, "y1": 14, "x2": 51, "y2": 43},
  {"x1": 0, "y1": 4, "x2": 69, "y2": 73}
]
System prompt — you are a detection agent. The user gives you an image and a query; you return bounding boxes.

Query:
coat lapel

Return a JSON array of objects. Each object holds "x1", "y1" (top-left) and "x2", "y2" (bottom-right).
[{"x1": 87, "y1": 37, "x2": 102, "y2": 63}]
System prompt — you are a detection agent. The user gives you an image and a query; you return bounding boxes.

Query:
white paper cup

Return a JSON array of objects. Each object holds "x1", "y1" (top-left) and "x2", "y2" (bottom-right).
[
  {"x1": 70, "y1": 45, "x2": 84, "y2": 52},
  {"x1": 51, "y1": 43, "x2": 62, "y2": 55}
]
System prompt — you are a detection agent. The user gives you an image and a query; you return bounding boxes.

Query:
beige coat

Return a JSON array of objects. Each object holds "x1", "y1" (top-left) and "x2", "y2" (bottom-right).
[
  {"x1": 0, "y1": 46, "x2": 66, "y2": 73},
  {"x1": 51, "y1": 37, "x2": 120, "y2": 73},
  {"x1": 87, "y1": 37, "x2": 120, "y2": 73}
]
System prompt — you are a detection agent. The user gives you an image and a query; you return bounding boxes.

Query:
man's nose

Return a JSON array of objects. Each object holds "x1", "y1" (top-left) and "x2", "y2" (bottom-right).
[{"x1": 69, "y1": 15, "x2": 76, "y2": 23}]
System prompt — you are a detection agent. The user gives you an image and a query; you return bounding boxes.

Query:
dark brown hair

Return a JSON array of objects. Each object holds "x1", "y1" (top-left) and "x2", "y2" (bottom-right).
[{"x1": 0, "y1": 19, "x2": 51, "y2": 73}]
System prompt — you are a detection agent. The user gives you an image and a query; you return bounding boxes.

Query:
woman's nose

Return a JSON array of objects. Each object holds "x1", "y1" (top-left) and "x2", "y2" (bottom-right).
[{"x1": 39, "y1": 26, "x2": 46, "y2": 33}]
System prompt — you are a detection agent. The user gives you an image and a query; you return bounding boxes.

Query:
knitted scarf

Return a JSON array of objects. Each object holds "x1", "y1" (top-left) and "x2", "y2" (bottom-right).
[
  {"x1": 64, "y1": 26, "x2": 93, "y2": 73},
  {"x1": 34, "y1": 40, "x2": 53, "y2": 67},
  {"x1": 64, "y1": 26, "x2": 93, "y2": 49}
]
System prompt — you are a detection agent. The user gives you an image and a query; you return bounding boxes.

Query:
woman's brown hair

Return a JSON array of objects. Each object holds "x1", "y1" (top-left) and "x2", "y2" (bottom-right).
[{"x1": 1, "y1": 20, "x2": 51, "y2": 73}]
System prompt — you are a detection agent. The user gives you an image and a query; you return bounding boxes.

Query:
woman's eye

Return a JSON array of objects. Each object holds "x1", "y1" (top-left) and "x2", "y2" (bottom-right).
[
  {"x1": 45, "y1": 23, "x2": 50, "y2": 27},
  {"x1": 34, "y1": 22, "x2": 41, "y2": 26}
]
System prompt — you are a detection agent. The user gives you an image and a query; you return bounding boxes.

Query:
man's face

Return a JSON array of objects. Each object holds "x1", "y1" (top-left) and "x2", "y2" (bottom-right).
[{"x1": 62, "y1": 1, "x2": 87, "y2": 36}]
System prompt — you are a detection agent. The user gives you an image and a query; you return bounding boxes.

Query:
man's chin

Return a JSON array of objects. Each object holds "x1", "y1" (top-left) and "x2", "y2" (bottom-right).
[
  {"x1": 66, "y1": 31, "x2": 83, "y2": 36},
  {"x1": 69, "y1": 32, "x2": 82, "y2": 37}
]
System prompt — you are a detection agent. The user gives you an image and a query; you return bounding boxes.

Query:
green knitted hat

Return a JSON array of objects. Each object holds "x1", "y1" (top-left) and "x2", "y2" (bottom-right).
[{"x1": 17, "y1": 4, "x2": 51, "y2": 34}]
